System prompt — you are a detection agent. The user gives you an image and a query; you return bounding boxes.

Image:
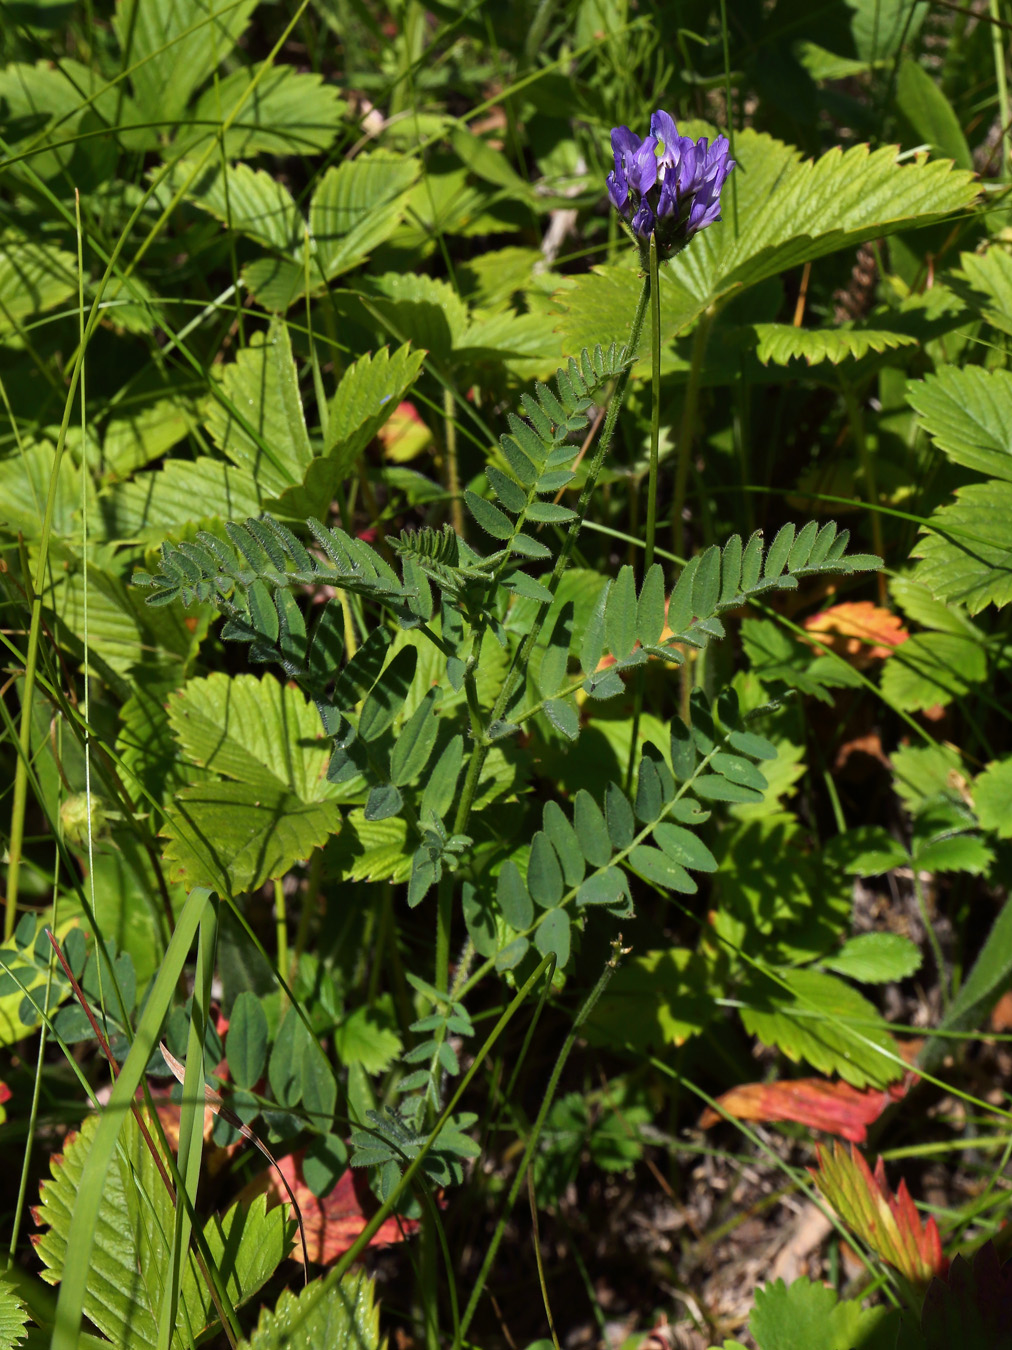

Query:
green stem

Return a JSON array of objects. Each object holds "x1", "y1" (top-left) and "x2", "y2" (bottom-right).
[
  {"x1": 912, "y1": 868, "x2": 949, "y2": 1011},
  {"x1": 434, "y1": 272, "x2": 652, "y2": 980},
  {"x1": 670, "y1": 309, "x2": 713, "y2": 560},
  {"x1": 643, "y1": 234, "x2": 662, "y2": 572},
  {"x1": 443, "y1": 383, "x2": 465, "y2": 540},
  {"x1": 455, "y1": 942, "x2": 624, "y2": 1345},
  {"x1": 626, "y1": 239, "x2": 663, "y2": 790},
  {"x1": 990, "y1": 0, "x2": 1011, "y2": 180},
  {"x1": 273, "y1": 878, "x2": 289, "y2": 1000},
  {"x1": 841, "y1": 378, "x2": 887, "y2": 603}
]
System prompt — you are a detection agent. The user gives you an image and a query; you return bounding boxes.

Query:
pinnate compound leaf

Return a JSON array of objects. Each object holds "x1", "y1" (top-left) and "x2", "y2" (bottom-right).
[
  {"x1": 749, "y1": 1275, "x2": 899, "y2": 1350},
  {"x1": 241, "y1": 1268, "x2": 381, "y2": 1350},
  {"x1": 812, "y1": 1142, "x2": 946, "y2": 1287},
  {"x1": 741, "y1": 968, "x2": 902, "y2": 1089},
  {"x1": 34, "y1": 1110, "x2": 291, "y2": 1348}
]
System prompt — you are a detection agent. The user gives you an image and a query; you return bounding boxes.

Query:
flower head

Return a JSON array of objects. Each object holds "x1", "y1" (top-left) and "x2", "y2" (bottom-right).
[{"x1": 606, "y1": 109, "x2": 735, "y2": 258}]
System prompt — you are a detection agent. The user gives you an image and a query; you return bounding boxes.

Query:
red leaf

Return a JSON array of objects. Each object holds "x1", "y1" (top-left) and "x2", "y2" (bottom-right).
[
  {"x1": 812, "y1": 1141, "x2": 947, "y2": 1287},
  {"x1": 804, "y1": 602, "x2": 908, "y2": 667},
  {"x1": 243, "y1": 1151, "x2": 420, "y2": 1266},
  {"x1": 700, "y1": 1075, "x2": 909, "y2": 1143}
]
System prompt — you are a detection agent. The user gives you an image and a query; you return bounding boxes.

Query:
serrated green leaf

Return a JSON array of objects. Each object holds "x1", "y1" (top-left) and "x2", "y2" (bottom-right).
[
  {"x1": 227, "y1": 991, "x2": 269, "y2": 1090},
  {"x1": 184, "y1": 62, "x2": 345, "y2": 159},
  {"x1": 907, "y1": 367, "x2": 1012, "y2": 482},
  {"x1": 913, "y1": 480, "x2": 1012, "y2": 613},
  {"x1": 161, "y1": 674, "x2": 341, "y2": 896},
  {"x1": 953, "y1": 244, "x2": 1012, "y2": 337},
  {"x1": 202, "y1": 318, "x2": 312, "y2": 500},
  {"x1": 35, "y1": 1109, "x2": 290, "y2": 1347},
  {"x1": 754, "y1": 323, "x2": 917, "y2": 366},
  {"x1": 880, "y1": 631, "x2": 987, "y2": 710},
  {"x1": 820, "y1": 933, "x2": 922, "y2": 983},
  {"x1": 242, "y1": 1269, "x2": 381, "y2": 1350},
  {"x1": 912, "y1": 833, "x2": 993, "y2": 875},
  {"x1": 0, "y1": 1278, "x2": 29, "y2": 1350},
  {"x1": 741, "y1": 967, "x2": 902, "y2": 1089},
  {"x1": 179, "y1": 160, "x2": 301, "y2": 250},
  {"x1": 973, "y1": 757, "x2": 1012, "y2": 839},
  {"x1": 750, "y1": 1276, "x2": 895, "y2": 1350}
]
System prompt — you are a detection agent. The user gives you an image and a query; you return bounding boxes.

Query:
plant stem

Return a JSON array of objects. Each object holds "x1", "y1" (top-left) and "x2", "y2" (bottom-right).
[
  {"x1": 671, "y1": 309, "x2": 713, "y2": 560},
  {"x1": 991, "y1": 0, "x2": 1011, "y2": 180},
  {"x1": 644, "y1": 235, "x2": 662, "y2": 572},
  {"x1": 455, "y1": 941, "x2": 624, "y2": 1344},
  {"x1": 912, "y1": 868, "x2": 950, "y2": 1011},
  {"x1": 444, "y1": 384, "x2": 465, "y2": 539},
  {"x1": 626, "y1": 238, "x2": 662, "y2": 790},
  {"x1": 841, "y1": 378, "x2": 887, "y2": 603},
  {"x1": 273, "y1": 878, "x2": 289, "y2": 1002},
  {"x1": 435, "y1": 272, "x2": 652, "y2": 989}
]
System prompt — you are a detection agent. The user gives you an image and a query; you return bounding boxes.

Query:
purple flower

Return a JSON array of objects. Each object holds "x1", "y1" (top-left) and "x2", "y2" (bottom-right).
[{"x1": 605, "y1": 109, "x2": 735, "y2": 258}]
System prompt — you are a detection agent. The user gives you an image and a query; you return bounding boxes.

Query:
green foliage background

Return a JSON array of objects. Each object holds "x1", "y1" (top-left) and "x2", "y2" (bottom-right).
[{"x1": 1, "y1": 1, "x2": 1011, "y2": 1348}]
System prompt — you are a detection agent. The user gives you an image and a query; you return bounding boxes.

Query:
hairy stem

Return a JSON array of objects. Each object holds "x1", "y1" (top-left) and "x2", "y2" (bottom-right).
[{"x1": 671, "y1": 309, "x2": 713, "y2": 559}]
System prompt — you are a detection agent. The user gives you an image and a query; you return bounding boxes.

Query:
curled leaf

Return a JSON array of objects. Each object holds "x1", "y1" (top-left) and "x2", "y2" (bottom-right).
[
  {"x1": 812, "y1": 1141, "x2": 946, "y2": 1287},
  {"x1": 700, "y1": 1074, "x2": 910, "y2": 1143}
]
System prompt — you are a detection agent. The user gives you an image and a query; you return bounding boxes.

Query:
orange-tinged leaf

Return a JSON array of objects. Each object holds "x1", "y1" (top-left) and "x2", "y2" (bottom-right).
[
  {"x1": 804, "y1": 602, "x2": 908, "y2": 666},
  {"x1": 812, "y1": 1141, "x2": 947, "y2": 1286},
  {"x1": 700, "y1": 1075, "x2": 909, "y2": 1143},
  {"x1": 377, "y1": 400, "x2": 432, "y2": 462},
  {"x1": 245, "y1": 1150, "x2": 420, "y2": 1265}
]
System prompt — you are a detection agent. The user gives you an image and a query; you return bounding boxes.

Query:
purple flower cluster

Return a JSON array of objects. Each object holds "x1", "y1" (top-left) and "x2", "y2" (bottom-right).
[{"x1": 607, "y1": 109, "x2": 735, "y2": 257}]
